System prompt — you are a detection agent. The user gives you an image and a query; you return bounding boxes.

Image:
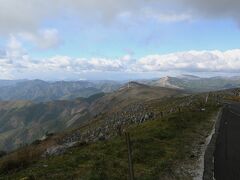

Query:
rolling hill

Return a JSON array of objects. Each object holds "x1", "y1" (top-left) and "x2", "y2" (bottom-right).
[{"x1": 0, "y1": 82, "x2": 186, "y2": 151}]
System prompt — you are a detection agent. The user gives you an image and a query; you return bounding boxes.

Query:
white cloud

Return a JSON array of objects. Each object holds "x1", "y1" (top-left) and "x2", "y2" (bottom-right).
[
  {"x1": 176, "y1": 0, "x2": 240, "y2": 21},
  {"x1": 133, "y1": 50, "x2": 240, "y2": 73},
  {"x1": 143, "y1": 8, "x2": 192, "y2": 23},
  {"x1": 2, "y1": 43, "x2": 240, "y2": 79},
  {"x1": 1, "y1": 0, "x2": 240, "y2": 36},
  {"x1": 7, "y1": 35, "x2": 22, "y2": 50},
  {"x1": 6, "y1": 35, "x2": 27, "y2": 60},
  {"x1": 0, "y1": 0, "x2": 137, "y2": 34},
  {"x1": 19, "y1": 29, "x2": 61, "y2": 49},
  {"x1": 0, "y1": 55, "x2": 14, "y2": 79},
  {"x1": 0, "y1": 1, "x2": 55, "y2": 34},
  {"x1": 151, "y1": 13, "x2": 192, "y2": 23}
]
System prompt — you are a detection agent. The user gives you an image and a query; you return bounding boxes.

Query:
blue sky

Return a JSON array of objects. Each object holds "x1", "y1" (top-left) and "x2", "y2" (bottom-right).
[
  {"x1": 0, "y1": 0, "x2": 240, "y2": 80},
  {"x1": 34, "y1": 18, "x2": 240, "y2": 59}
]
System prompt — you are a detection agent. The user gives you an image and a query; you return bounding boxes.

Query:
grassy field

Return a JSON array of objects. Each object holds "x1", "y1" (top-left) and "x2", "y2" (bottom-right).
[{"x1": 0, "y1": 99, "x2": 219, "y2": 180}]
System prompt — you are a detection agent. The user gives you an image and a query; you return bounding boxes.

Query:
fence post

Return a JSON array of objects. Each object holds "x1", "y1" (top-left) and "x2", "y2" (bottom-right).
[
  {"x1": 125, "y1": 132, "x2": 134, "y2": 180},
  {"x1": 205, "y1": 93, "x2": 209, "y2": 104},
  {"x1": 160, "y1": 111, "x2": 163, "y2": 118},
  {"x1": 178, "y1": 107, "x2": 181, "y2": 113}
]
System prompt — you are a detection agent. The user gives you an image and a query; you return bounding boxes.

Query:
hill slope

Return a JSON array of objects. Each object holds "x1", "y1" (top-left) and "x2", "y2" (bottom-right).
[
  {"x1": 89, "y1": 82, "x2": 186, "y2": 115},
  {"x1": 0, "y1": 83, "x2": 186, "y2": 151},
  {"x1": 0, "y1": 99, "x2": 92, "y2": 151},
  {"x1": 0, "y1": 93, "x2": 220, "y2": 179}
]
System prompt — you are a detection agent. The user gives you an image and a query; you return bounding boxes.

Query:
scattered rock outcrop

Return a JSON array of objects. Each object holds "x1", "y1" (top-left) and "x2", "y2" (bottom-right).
[
  {"x1": 43, "y1": 103, "x2": 156, "y2": 156},
  {"x1": 42, "y1": 94, "x2": 220, "y2": 157}
]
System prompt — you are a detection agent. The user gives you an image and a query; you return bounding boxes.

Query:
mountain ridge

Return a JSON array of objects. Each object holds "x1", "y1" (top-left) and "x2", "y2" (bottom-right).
[
  {"x1": 0, "y1": 80, "x2": 122, "y2": 102},
  {"x1": 141, "y1": 75, "x2": 240, "y2": 92},
  {"x1": 1, "y1": 75, "x2": 240, "y2": 101}
]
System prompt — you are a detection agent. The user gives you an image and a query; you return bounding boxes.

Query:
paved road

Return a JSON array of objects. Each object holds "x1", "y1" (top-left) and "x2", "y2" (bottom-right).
[{"x1": 214, "y1": 102, "x2": 240, "y2": 180}]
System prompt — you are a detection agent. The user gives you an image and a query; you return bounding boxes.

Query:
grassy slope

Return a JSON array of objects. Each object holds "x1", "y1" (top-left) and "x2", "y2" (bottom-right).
[
  {"x1": 90, "y1": 84, "x2": 185, "y2": 115},
  {"x1": 0, "y1": 101, "x2": 219, "y2": 180}
]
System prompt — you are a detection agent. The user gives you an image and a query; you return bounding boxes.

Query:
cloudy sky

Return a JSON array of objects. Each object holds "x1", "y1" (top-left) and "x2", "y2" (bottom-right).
[{"x1": 0, "y1": 0, "x2": 240, "y2": 80}]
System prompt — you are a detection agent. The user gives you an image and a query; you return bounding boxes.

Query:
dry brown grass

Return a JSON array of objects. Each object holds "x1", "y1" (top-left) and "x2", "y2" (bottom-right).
[
  {"x1": 225, "y1": 96, "x2": 240, "y2": 102},
  {"x1": 0, "y1": 135, "x2": 58, "y2": 173}
]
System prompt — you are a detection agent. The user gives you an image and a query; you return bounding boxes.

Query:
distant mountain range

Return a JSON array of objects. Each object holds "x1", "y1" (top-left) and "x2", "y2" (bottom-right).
[
  {"x1": 0, "y1": 80, "x2": 122, "y2": 102},
  {"x1": 0, "y1": 76, "x2": 240, "y2": 102},
  {"x1": 140, "y1": 75, "x2": 240, "y2": 92}
]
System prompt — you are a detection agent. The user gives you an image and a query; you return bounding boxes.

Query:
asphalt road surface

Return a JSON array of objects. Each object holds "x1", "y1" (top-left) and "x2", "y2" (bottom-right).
[{"x1": 214, "y1": 102, "x2": 240, "y2": 180}]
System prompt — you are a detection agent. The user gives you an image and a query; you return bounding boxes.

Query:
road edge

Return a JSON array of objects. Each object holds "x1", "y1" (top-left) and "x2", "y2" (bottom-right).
[{"x1": 203, "y1": 108, "x2": 223, "y2": 180}]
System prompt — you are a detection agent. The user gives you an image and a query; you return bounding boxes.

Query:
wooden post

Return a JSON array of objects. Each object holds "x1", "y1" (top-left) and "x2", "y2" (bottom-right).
[
  {"x1": 125, "y1": 132, "x2": 134, "y2": 180},
  {"x1": 117, "y1": 125, "x2": 122, "y2": 136},
  {"x1": 205, "y1": 94, "x2": 209, "y2": 104},
  {"x1": 160, "y1": 111, "x2": 163, "y2": 118}
]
